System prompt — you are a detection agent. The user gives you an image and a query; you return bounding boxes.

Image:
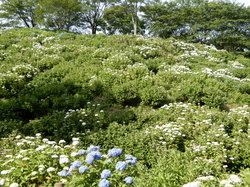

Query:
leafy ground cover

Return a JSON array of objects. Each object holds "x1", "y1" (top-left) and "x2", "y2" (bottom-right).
[{"x1": 0, "y1": 28, "x2": 249, "y2": 186}]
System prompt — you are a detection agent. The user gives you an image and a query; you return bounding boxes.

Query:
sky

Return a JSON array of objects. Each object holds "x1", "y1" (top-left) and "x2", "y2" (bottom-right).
[
  {"x1": 232, "y1": 0, "x2": 250, "y2": 6},
  {"x1": 162, "y1": 0, "x2": 250, "y2": 6}
]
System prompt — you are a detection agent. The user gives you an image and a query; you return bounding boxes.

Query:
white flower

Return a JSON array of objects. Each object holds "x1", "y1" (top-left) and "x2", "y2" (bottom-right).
[
  {"x1": 42, "y1": 138, "x2": 49, "y2": 143},
  {"x1": 63, "y1": 167, "x2": 69, "y2": 171},
  {"x1": 47, "y1": 141, "x2": 56, "y2": 145},
  {"x1": 229, "y1": 174, "x2": 242, "y2": 183},
  {"x1": 182, "y1": 181, "x2": 201, "y2": 187},
  {"x1": 38, "y1": 168, "x2": 44, "y2": 172},
  {"x1": 72, "y1": 141, "x2": 79, "y2": 146},
  {"x1": 9, "y1": 183, "x2": 19, "y2": 187},
  {"x1": 47, "y1": 167, "x2": 56, "y2": 173},
  {"x1": 31, "y1": 171, "x2": 38, "y2": 175},
  {"x1": 72, "y1": 137, "x2": 79, "y2": 141},
  {"x1": 16, "y1": 142, "x2": 24, "y2": 146},
  {"x1": 16, "y1": 155, "x2": 23, "y2": 159},
  {"x1": 196, "y1": 176, "x2": 215, "y2": 181},
  {"x1": 35, "y1": 133, "x2": 41, "y2": 137},
  {"x1": 20, "y1": 150, "x2": 27, "y2": 153},
  {"x1": 54, "y1": 145, "x2": 61, "y2": 149},
  {"x1": 59, "y1": 155, "x2": 69, "y2": 164},
  {"x1": 0, "y1": 170, "x2": 11, "y2": 175},
  {"x1": 35, "y1": 145, "x2": 47, "y2": 151},
  {"x1": 0, "y1": 179, "x2": 5, "y2": 185},
  {"x1": 38, "y1": 165, "x2": 45, "y2": 171},
  {"x1": 70, "y1": 152, "x2": 78, "y2": 157},
  {"x1": 61, "y1": 179, "x2": 67, "y2": 183},
  {"x1": 22, "y1": 157, "x2": 29, "y2": 161},
  {"x1": 51, "y1": 155, "x2": 58, "y2": 158},
  {"x1": 5, "y1": 155, "x2": 12, "y2": 158},
  {"x1": 59, "y1": 140, "x2": 66, "y2": 144},
  {"x1": 15, "y1": 135, "x2": 21, "y2": 139},
  {"x1": 220, "y1": 180, "x2": 232, "y2": 186},
  {"x1": 25, "y1": 136, "x2": 35, "y2": 140}
]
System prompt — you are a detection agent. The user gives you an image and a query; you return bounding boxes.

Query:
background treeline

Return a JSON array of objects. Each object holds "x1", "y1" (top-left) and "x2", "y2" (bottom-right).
[{"x1": 0, "y1": 0, "x2": 250, "y2": 56}]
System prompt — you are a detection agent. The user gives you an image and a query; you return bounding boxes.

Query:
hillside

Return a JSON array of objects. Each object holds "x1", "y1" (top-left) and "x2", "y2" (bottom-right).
[{"x1": 0, "y1": 28, "x2": 249, "y2": 186}]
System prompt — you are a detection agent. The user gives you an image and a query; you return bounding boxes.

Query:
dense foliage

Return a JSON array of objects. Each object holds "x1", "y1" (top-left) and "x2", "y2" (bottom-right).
[
  {"x1": 142, "y1": 0, "x2": 250, "y2": 56},
  {"x1": 0, "y1": 28, "x2": 249, "y2": 186}
]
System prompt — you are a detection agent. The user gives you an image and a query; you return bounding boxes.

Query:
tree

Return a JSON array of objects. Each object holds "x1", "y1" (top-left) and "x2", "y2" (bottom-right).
[
  {"x1": 79, "y1": 0, "x2": 109, "y2": 34},
  {"x1": 103, "y1": 0, "x2": 145, "y2": 35},
  {"x1": 36, "y1": 0, "x2": 82, "y2": 31},
  {"x1": 103, "y1": 4, "x2": 145, "y2": 34},
  {"x1": 142, "y1": 0, "x2": 250, "y2": 53},
  {"x1": 0, "y1": 0, "x2": 38, "y2": 27}
]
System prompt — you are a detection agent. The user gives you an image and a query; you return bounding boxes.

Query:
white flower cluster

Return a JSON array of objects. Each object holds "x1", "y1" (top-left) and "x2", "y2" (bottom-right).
[
  {"x1": 202, "y1": 67, "x2": 250, "y2": 82},
  {"x1": 0, "y1": 64, "x2": 39, "y2": 84},
  {"x1": 0, "y1": 133, "x2": 86, "y2": 185},
  {"x1": 145, "y1": 121, "x2": 186, "y2": 144},
  {"x1": 134, "y1": 45, "x2": 159, "y2": 58},
  {"x1": 164, "y1": 65, "x2": 196, "y2": 74},
  {"x1": 220, "y1": 174, "x2": 242, "y2": 186},
  {"x1": 64, "y1": 108, "x2": 87, "y2": 119},
  {"x1": 42, "y1": 36, "x2": 56, "y2": 43},
  {"x1": 182, "y1": 175, "x2": 216, "y2": 187},
  {"x1": 228, "y1": 105, "x2": 249, "y2": 118},
  {"x1": 172, "y1": 40, "x2": 223, "y2": 63},
  {"x1": 229, "y1": 61, "x2": 245, "y2": 69}
]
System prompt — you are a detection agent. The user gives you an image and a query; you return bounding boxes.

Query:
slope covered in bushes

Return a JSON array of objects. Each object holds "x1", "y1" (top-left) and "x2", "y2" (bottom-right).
[{"x1": 0, "y1": 28, "x2": 249, "y2": 186}]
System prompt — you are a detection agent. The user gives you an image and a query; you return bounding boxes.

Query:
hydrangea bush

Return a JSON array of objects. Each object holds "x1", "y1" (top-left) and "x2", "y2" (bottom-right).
[{"x1": 0, "y1": 135, "x2": 138, "y2": 186}]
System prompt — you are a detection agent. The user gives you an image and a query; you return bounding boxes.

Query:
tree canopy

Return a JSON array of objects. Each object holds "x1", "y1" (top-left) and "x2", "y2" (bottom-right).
[{"x1": 1, "y1": 0, "x2": 250, "y2": 55}]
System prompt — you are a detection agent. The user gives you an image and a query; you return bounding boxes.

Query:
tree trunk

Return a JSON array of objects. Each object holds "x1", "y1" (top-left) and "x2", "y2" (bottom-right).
[
  {"x1": 22, "y1": 18, "x2": 30, "y2": 28},
  {"x1": 132, "y1": 16, "x2": 137, "y2": 35},
  {"x1": 91, "y1": 23, "x2": 97, "y2": 34},
  {"x1": 31, "y1": 19, "x2": 36, "y2": 27}
]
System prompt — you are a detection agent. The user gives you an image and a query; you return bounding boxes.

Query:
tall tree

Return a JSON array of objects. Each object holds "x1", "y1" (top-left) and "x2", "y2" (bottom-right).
[
  {"x1": 36, "y1": 0, "x2": 82, "y2": 31},
  {"x1": 103, "y1": 0, "x2": 145, "y2": 35},
  {"x1": 79, "y1": 0, "x2": 109, "y2": 34},
  {"x1": 142, "y1": 0, "x2": 250, "y2": 53},
  {"x1": 0, "y1": 0, "x2": 38, "y2": 27}
]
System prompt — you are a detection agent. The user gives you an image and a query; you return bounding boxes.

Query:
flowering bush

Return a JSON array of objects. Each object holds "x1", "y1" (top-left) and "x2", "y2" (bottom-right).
[{"x1": 0, "y1": 135, "x2": 138, "y2": 186}]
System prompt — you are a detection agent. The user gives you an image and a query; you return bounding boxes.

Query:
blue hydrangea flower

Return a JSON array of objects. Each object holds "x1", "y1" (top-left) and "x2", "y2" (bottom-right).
[
  {"x1": 69, "y1": 161, "x2": 82, "y2": 171},
  {"x1": 79, "y1": 166, "x2": 89, "y2": 173},
  {"x1": 87, "y1": 145, "x2": 100, "y2": 152},
  {"x1": 115, "y1": 161, "x2": 127, "y2": 171},
  {"x1": 89, "y1": 151, "x2": 102, "y2": 160},
  {"x1": 69, "y1": 165, "x2": 75, "y2": 172},
  {"x1": 98, "y1": 179, "x2": 110, "y2": 187},
  {"x1": 108, "y1": 148, "x2": 122, "y2": 157},
  {"x1": 126, "y1": 159, "x2": 137, "y2": 165},
  {"x1": 101, "y1": 169, "x2": 112, "y2": 179},
  {"x1": 57, "y1": 170, "x2": 72, "y2": 176},
  {"x1": 85, "y1": 154, "x2": 95, "y2": 164},
  {"x1": 77, "y1": 149, "x2": 86, "y2": 155},
  {"x1": 69, "y1": 160, "x2": 82, "y2": 171},
  {"x1": 125, "y1": 155, "x2": 133, "y2": 160},
  {"x1": 71, "y1": 160, "x2": 82, "y2": 167},
  {"x1": 125, "y1": 155, "x2": 137, "y2": 165},
  {"x1": 124, "y1": 177, "x2": 133, "y2": 184}
]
